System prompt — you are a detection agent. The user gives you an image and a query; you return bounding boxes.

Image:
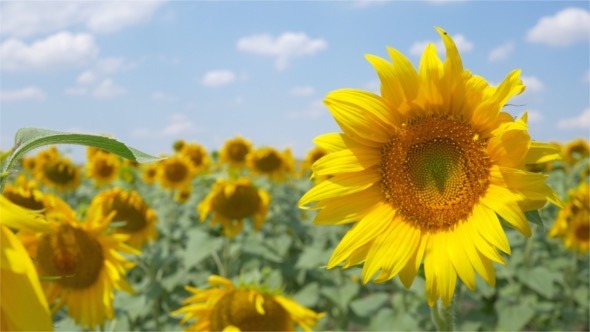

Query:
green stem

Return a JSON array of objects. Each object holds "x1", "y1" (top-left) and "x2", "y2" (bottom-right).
[{"x1": 431, "y1": 297, "x2": 455, "y2": 331}]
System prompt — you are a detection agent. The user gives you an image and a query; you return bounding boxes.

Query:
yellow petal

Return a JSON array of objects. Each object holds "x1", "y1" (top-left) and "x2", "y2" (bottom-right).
[
  {"x1": 312, "y1": 147, "x2": 381, "y2": 176},
  {"x1": 386, "y1": 46, "x2": 420, "y2": 102},
  {"x1": 471, "y1": 203, "x2": 511, "y2": 255},
  {"x1": 365, "y1": 54, "x2": 408, "y2": 109},
  {"x1": 446, "y1": 226, "x2": 476, "y2": 291},
  {"x1": 313, "y1": 133, "x2": 373, "y2": 153},
  {"x1": 525, "y1": 141, "x2": 562, "y2": 164},
  {"x1": 481, "y1": 185, "x2": 531, "y2": 237},
  {"x1": 314, "y1": 184, "x2": 381, "y2": 225}
]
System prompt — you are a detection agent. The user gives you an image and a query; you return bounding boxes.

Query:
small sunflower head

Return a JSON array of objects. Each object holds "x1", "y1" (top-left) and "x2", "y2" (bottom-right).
[
  {"x1": 564, "y1": 138, "x2": 589, "y2": 164},
  {"x1": 175, "y1": 185, "x2": 192, "y2": 204},
  {"x1": 247, "y1": 147, "x2": 295, "y2": 180},
  {"x1": 198, "y1": 178, "x2": 270, "y2": 237},
  {"x1": 173, "y1": 139, "x2": 186, "y2": 152},
  {"x1": 173, "y1": 275, "x2": 324, "y2": 332},
  {"x1": 220, "y1": 136, "x2": 254, "y2": 168},
  {"x1": 549, "y1": 182, "x2": 589, "y2": 253},
  {"x1": 86, "y1": 151, "x2": 121, "y2": 186},
  {"x1": 87, "y1": 188, "x2": 158, "y2": 248},
  {"x1": 141, "y1": 163, "x2": 160, "y2": 184},
  {"x1": 180, "y1": 142, "x2": 211, "y2": 172},
  {"x1": 21, "y1": 156, "x2": 39, "y2": 174},
  {"x1": 36, "y1": 154, "x2": 81, "y2": 192},
  {"x1": 158, "y1": 154, "x2": 195, "y2": 190}
]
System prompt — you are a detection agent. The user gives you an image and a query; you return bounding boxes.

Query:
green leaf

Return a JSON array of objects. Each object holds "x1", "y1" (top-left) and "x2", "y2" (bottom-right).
[
  {"x1": 292, "y1": 282, "x2": 320, "y2": 307},
  {"x1": 518, "y1": 266, "x2": 556, "y2": 299},
  {"x1": 295, "y1": 246, "x2": 331, "y2": 270},
  {"x1": 350, "y1": 293, "x2": 389, "y2": 317},
  {"x1": 525, "y1": 210, "x2": 543, "y2": 230},
  {"x1": 496, "y1": 299, "x2": 536, "y2": 331},
  {"x1": 183, "y1": 229, "x2": 223, "y2": 268}
]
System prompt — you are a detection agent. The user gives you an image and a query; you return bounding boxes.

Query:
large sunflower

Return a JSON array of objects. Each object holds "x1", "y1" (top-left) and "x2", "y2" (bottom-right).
[
  {"x1": 172, "y1": 275, "x2": 324, "y2": 331},
  {"x1": 220, "y1": 136, "x2": 254, "y2": 168},
  {"x1": 0, "y1": 196, "x2": 53, "y2": 331},
  {"x1": 299, "y1": 28, "x2": 561, "y2": 306},
  {"x1": 87, "y1": 188, "x2": 158, "y2": 249},
  {"x1": 198, "y1": 178, "x2": 270, "y2": 237},
  {"x1": 548, "y1": 182, "x2": 589, "y2": 253},
  {"x1": 19, "y1": 204, "x2": 139, "y2": 329}
]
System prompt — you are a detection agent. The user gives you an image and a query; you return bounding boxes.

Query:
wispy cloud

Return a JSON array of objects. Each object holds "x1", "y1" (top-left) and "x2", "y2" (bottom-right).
[
  {"x1": 201, "y1": 70, "x2": 236, "y2": 87},
  {"x1": 526, "y1": 7, "x2": 590, "y2": 46},
  {"x1": 132, "y1": 113, "x2": 202, "y2": 138},
  {"x1": 521, "y1": 75, "x2": 545, "y2": 93},
  {"x1": 0, "y1": 86, "x2": 46, "y2": 102},
  {"x1": 409, "y1": 33, "x2": 473, "y2": 56},
  {"x1": 237, "y1": 32, "x2": 327, "y2": 71},
  {"x1": 0, "y1": 32, "x2": 98, "y2": 71},
  {"x1": 151, "y1": 91, "x2": 178, "y2": 102},
  {"x1": 488, "y1": 41, "x2": 514, "y2": 62},
  {"x1": 289, "y1": 86, "x2": 315, "y2": 97},
  {"x1": 66, "y1": 79, "x2": 127, "y2": 99},
  {"x1": 0, "y1": 1, "x2": 166, "y2": 38},
  {"x1": 522, "y1": 109, "x2": 544, "y2": 122},
  {"x1": 287, "y1": 100, "x2": 326, "y2": 119},
  {"x1": 558, "y1": 108, "x2": 590, "y2": 129}
]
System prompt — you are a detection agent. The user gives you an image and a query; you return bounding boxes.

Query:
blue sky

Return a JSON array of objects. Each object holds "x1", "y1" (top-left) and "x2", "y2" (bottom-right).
[{"x1": 1, "y1": 1, "x2": 589, "y2": 160}]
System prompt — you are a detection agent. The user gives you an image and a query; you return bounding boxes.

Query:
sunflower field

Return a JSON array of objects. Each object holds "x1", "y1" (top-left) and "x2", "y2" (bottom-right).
[{"x1": 1, "y1": 31, "x2": 589, "y2": 332}]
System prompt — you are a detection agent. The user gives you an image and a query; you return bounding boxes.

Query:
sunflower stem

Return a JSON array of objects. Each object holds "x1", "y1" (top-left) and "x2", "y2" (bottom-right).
[{"x1": 431, "y1": 298, "x2": 455, "y2": 331}]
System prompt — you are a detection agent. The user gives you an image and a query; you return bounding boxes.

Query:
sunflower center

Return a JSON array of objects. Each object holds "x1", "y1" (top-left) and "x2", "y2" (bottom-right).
[
  {"x1": 37, "y1": 225, "x2": 104, "y2": 289},
  {"x1": 95, "y1": 158, "x2": 116, "y2": 178},
  {"x1": 164, "y1": 161, "x2": 189, "y2": 183},
  {"x1": 229, "y1": 143, "x2": 249, "y2": 162},
  {"x1": 255, "y1": 153, "x2": 281, "y2": 172},
  {"x1": 380, "y1": 116, "x2": 490, "y2": 231},
  {"x1": 575, "y1": 223, "x2": 590, "y2": 242},
  {"x1": 212, "y1": 185, "x2": 261, "y2": 219},
  {"x1": 210, "y1": 289, "x2": 290, "y2": 331},
  {"x1": 110, "y1": 197, "x2": 148, "y2": 232},
  {"x1": 44, "y1": 161, "x2": 77, "y2": 185}
]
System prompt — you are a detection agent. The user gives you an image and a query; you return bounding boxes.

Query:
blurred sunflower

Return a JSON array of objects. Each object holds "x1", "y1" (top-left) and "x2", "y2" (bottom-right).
[
  {"x1": 175, "y1": 185, "x2": 192, "y2": 204},
  {"x1": 549, "y1": 182, "x2": 589, "y2": 253},
  {"x1": 173, "y1": 139, "x2": 186, "y2": 152},
  {"x1": 564, "y1": 138, "x2": 589, "y2": 164},
  {"x1": 87, "y1": 188, "x2": 158, "y2": 248},
  {"x1": 86, "y1": 150, "x2": 121, "y2": 186},
  {"x1": 36, "y1": 156, "x2": 81, "y2": 192},
  {"x1": 247, "y1": 147, "x2": 295, "y2": 180},
  {"x1": 301, "y1": 146, "x2": 328, "y2": 178},
  {"x1": 142, "y1": 162, "x2": 160, "y2": 184},
  {"x1": 3, "y1": 177, "x2": 76, "y2": 218},
  {"x1": 172, "y1": 275, "x2": 324, "y2": 331},
  {"x1": 220, "y1": 136, "x2": 253, "y2": 168},
  {"x1": 180, "y1": 142, "x2": 211, "y2": 173},
  {"x1": 299, "y1": 28, "x2": 561, "y2": 306},
  {"x1": 0, "y1": 196, "x2": 53, "y2": 331},
  {"x1": 198, "y1": 178, "x2": 270, "y2": 237},
  {"x1": 19, "y1": 206, "x2": 138, "y2": 329},
  {"x1": 158, "y1": 154, "x2": 195, "y2": 190},
  {"x1": 21, "y1": 156, "x2": 39, "y2": 174}
]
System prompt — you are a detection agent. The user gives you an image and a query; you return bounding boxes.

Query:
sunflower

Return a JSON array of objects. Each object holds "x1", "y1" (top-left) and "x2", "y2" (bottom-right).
[
  {"x1": 564, "y1": 138, "x2": 589, "y2": 164},
  {"x1": 220, "y1": 136, "x2": 253, "y2": 168},
  {"x1": 173, "y1": 139, "x2": 186, "y2": 152},
  {"x1": 300, "y1": 146, "x2": 328, "y2": 177},
  {"x1": 175, "y1": 185, "x2": 193, "y2": 204},
  {"x1": 3, "y1": 177, "x2": 77, "y2": 219},
  {"x1": 180, "y1": 142, "x2": 211, "y2": 173},
  {"x1": 198, "y1": 178, "x2": 270, "y2": 237},
  {"x1": 18, "y1": 205, "x2": 138, "y2": 329},
  {"x1": 549, "y1": 182, "x2": 589, "y2": 253},
  {"x1": 142, "y1": 162, "x2": 160, "y2": 184},
  {"x1": 86, "y1": 150, "x2": 121, "y2": 186},
  {"x1": 247, "y1": 147, "x2": 295, "y2": 180},
  {"x1": 36, "y1": 155, "x2": 81, "y2": 192},
  {"x1": 172, "y1": 275, "x2": 324, "y2": 331},
  {"x1": 21, "y1": 156, "x2": 39, "y2": 174},
  {"x1": 299, "y1": 28, "x2": 561, "y2": 306},
  {"x1": 87, "y1": 188, "x2": 158, "y2": 249},
  {"x1": 0, "y1": 196, "x2": 53, "y2": 331},
  {"x1": 158, "y1": 154, "x2": 195, "y2": 190}
]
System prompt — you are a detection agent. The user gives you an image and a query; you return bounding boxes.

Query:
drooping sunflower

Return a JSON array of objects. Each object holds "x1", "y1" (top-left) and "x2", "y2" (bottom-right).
[
  {"x1": 87, "y1": 188, "x2": 158, "y2": 249},
  {"x1": 299, "y1": 28, "x2": 561, "y2": 306},
  {"x1": 86, "y1": 149, "x2": 121, "y2": 186},
  {"x1": 198, "y1": 178, "x2": 270, "y2": 237},
  {"x1": 549, "y1": 182, "x2": 589, "y2": 253},
  {"x1": 3, "y1": 177, "x2": 76, "y2": 219},
  {"x1": 19, "y1": 205, "x2": 139, "y2": 329},
  {"x1": 180, "y1": 142, "x2": 211, "y2": 173},
  {"x1": 564, "y1": 138, "x2": 589, "y2": 164},
  {"x1": 220, "y1": 136, "x2": 254, "y2": 168},
  {"x1": 0, "y1": 196, "x2": 53, "y2": 332},
  {"x1": 247, "y1": 147, "x2": 295, "y2": 180},
  {"x1": 172, "y1": 275, "x2": 324, "y2": 331},
  {"x1": 158, "y1": 154, "x2": 196, "y2": 190},
  {"x1": 36, "y1": 155, "x2": 81, "y2": 192}
]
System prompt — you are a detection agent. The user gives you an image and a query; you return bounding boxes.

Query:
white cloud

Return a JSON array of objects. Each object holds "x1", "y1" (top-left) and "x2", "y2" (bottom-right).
[
  {"x1": 351, "y1": 0, "x2": 393, "y2": 8},
  {"x1": 64, "y1": 86, "x2": 88, "y2": 96},
  {"x1": 289, "y1": 86, "x2": 315, "y2": 97},
  {"x1": 132, "y1": 113, "x2": 201, "y2": 138},
  {"x1": 526, "y1": 7, "x2": 590, "y2": 46},
  {"x1": 77, "y1": 70, "x2": 97, "y2": 85},
  {"x1": 91, "y1": 79, "x2": 127, "y2": 99},
  {"x1": 201, "y1": 70, "x2": 236, "y2": 87},
  {"x1": 523, "y1": 109, "x2": 544, "y2": 122},
  {"x1": 558, "y1": 108, "x2": 590, "y2": 129},
  {"x1": 409, "y1": 33, "x2": 473, "y2": 56},
  {"x1": 0, "y1": 32, "x2": 98, "y2": 71},
  {"x1": 0, "y1": 86, "x2": 46, "y2": 102},
  {"x1": 0, "y1": 1, "x2": 165, "y2": 38},
  {"x1": 151, "y1": 91, "x2": 178, "y2": 102},
  {"x1": 287, "y1": 100, "x2": 326, "y2": 119},
  {"x1": 488, "y1": 42, "x2": 514, "y2": 62},
  {"x1": 237, "y1": 32, "x2": 327, "y2": 71},
  {"x1": 521, "y1": 76, "x2": 545, "y2": 93}
]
